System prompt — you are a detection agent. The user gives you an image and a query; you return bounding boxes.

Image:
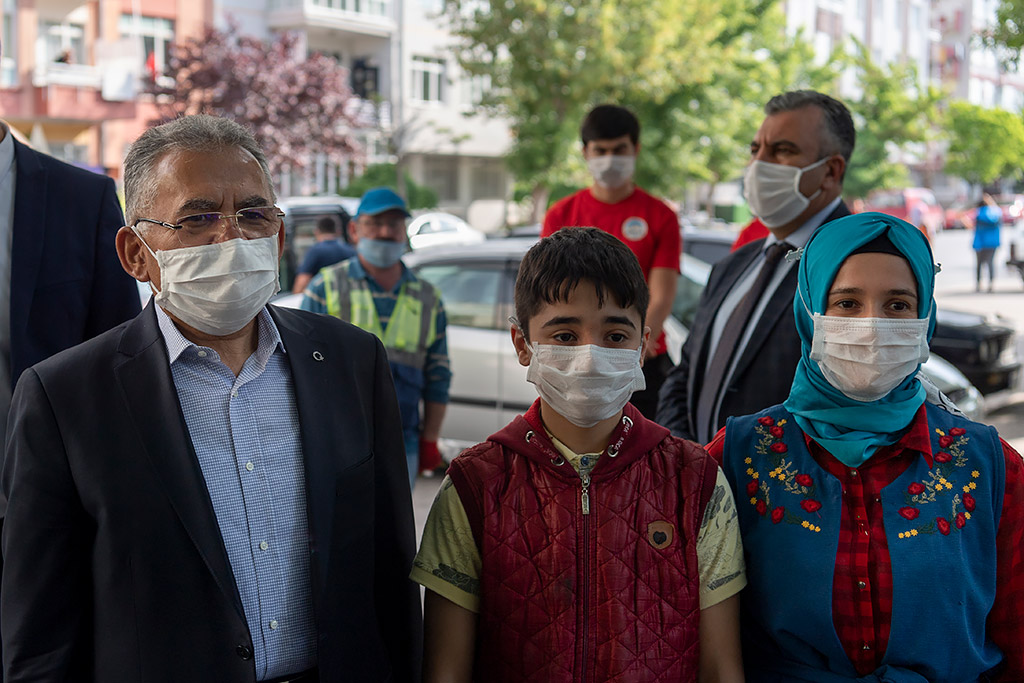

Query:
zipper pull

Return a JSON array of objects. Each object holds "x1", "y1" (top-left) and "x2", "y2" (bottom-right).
[{"x1": 581, "y1": 473, "x2": 591, "y2": 515}]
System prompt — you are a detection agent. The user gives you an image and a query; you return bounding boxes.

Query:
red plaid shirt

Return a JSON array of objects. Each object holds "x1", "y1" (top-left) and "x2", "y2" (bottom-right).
[{"x1": 708, "y1": 406, "x2": 1024, "y2": 679}]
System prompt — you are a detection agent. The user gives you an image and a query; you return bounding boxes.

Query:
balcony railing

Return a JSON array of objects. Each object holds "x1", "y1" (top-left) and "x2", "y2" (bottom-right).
[
  {"x1": 32, "y1": 62, "x2": 102, "y2": 89},
  {"x1": 269, "y1": 0, "x2": 393, "y2": 20}
]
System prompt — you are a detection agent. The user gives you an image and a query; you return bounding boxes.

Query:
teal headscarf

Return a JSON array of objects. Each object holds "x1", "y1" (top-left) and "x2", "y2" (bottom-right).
[{"x1": 782, "y1": 212, "x2": 938, "y2": 467}]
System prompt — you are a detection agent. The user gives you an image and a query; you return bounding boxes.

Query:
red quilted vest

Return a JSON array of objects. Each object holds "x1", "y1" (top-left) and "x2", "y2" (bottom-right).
[{"x1": 448, "y1": 400, "x2": 717, "y2": 683}]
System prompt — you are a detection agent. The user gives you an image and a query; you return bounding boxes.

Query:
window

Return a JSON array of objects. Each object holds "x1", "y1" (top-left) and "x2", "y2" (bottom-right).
[
  {"x1": 460, "y1": 73, "x2": 491, "y2": 106},
  {"x1": 411, "y1": 56, "x2": 445, "y2": 102},
  {"x1": 1, "y1": 0, "x2": 16, "y2": 86},
  {"x1": 470, "y1": 158, "x2": 506, "y2": 199},
  {"x1": 119, "y1": 15, "x2": 175, "y2": 83},
  {"x1": 422, "y1": 155, "x2": 459, "y2": 201},
  {"x1": 414, "y1": 264, "x2": 503, "y2": 329},
  {"x1": 39, "y1": 20, "x2": 85, "y2": 65}
]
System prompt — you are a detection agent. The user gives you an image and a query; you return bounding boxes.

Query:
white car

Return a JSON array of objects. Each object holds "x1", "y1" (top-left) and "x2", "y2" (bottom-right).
[
  {"x1": 274, "y1": 237, "x2": 986, "y2": 461},
  {"x1": 407, "y1": 212, "x2": 485, "y2": 251}
]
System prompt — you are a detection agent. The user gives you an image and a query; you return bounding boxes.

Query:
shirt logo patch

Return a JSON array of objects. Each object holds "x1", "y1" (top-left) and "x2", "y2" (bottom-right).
[
  {"x1": 647, "y1": 520, "x2": 674, "y2": 549},
  {"x1": 621, "y1": 217, "x2": 649, "y2": 241}
]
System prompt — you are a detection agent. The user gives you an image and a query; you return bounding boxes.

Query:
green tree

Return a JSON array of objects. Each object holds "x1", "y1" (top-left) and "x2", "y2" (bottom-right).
[
  {"x1": 944, "y1": 101, "x2": 1024, "y2": 185},
  {"x1": 442, "y1": 0, "x2": 759, "y2": 218},
  {"x1": 340, "y1": 163, "x2": 438, "y2": 210}
]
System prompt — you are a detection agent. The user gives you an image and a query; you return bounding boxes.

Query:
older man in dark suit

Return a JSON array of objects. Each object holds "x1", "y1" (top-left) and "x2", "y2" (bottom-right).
[
  {"x1": 657, "y1": 91, "x2": 855, "y2": 443},
  {"x1": 1, "y1": 115, "x2": 420, "y2": 682}
]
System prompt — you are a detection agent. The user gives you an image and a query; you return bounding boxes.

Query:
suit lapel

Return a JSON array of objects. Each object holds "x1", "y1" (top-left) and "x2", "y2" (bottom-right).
[
  {"x1": 728, "y1": 202, "x2": 852, "y2": 383},
  {"x1": 270, "y1": 306, "x2": 337, "y2": 595},
  {"x1": 113, "y1": 305, "x2": 246, "y2": 621},
  {"x1": 688, "y1": 244, "x2": 763, "y2": 403},
  {"x1": 10, "y1": 142, "x2": 47, "y2": 349}
]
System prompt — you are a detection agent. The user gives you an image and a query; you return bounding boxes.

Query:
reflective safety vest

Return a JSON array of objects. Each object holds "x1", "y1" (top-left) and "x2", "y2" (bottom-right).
[{"x1": 321, "y1": 260, "x2": 440, "y2": 371}]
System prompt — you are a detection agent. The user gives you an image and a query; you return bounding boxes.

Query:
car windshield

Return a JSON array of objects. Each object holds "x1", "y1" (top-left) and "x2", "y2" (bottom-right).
[{"x1": 671, "y1": 254, "x2": 713, "y2": 329}]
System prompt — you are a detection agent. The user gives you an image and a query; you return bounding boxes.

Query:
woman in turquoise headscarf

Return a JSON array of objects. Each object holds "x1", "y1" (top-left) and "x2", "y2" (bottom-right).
[{"x1": 706, "y1": 212, "x2": 1024, "y2": 682}]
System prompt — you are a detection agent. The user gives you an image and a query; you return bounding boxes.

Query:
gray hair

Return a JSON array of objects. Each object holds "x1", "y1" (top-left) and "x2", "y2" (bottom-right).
[
  {"x1": 123, "y1": 115, "x2": 274, "y2": 225},
  {"x1": 764, "y1": 90, "x2": 856, "y2": 164}
]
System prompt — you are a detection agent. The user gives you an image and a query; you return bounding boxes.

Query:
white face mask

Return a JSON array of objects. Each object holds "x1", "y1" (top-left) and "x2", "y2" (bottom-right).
[
  {"x1": 743, "y1": 157, "x2": 829, "y2": 228},
  {"x1": 134, "y1": 230, "x2": 281, "y2": 336},
  {"x1": 525, "y1": 342, "x2": 646, "y2": 428},
  {"x1": 809, "y1": 315, "x2": 930, "y2": 402},
  {"x1": 587, "y1": 155, "x2": 636, "y2": 190}
]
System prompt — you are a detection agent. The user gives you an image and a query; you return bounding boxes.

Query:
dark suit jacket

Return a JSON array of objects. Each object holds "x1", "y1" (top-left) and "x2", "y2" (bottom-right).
[
  {"x1": 10, "y1": 139, "x2": 142, "y2": 387},
  {"x1": 0, "y1": 304, "x2": 421, "y2": 682},
  {"x1": 657, "y1": 202, "x2": 852, "y2": 441}
]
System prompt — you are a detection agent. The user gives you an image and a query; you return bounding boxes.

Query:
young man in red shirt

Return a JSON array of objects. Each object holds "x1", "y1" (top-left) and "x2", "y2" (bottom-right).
[{"x1": 542, "y1": 104, "x2": 680, "y2": 420}]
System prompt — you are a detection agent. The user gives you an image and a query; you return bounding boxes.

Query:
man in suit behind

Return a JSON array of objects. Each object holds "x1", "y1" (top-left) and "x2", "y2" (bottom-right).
[
  {"x1": 1, "y1": 115, "x2": 420, "y2": 682},
  {"x1": 657, "y1": 90, "x2": 855, "y2": 443},
  {"x1": 0, "y1": 122, "x2": 142, "y2": 438}
]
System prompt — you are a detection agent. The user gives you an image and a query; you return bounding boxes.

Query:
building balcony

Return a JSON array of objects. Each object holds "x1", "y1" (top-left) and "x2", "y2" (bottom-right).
[
  {"x1": 268, "y1": 0, "x2": 396, "y2": 38},
  {"x1": 26, "y1": 64, "x2": 136, "y2": 123},
  {"x1": 33, "y1": 62, "x2": 102, "y2": 89}
]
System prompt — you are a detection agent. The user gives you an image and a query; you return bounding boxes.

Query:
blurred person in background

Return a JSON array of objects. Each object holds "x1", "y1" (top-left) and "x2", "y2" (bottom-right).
[
  {"x1": 543, "y1": 104, "x2": 680, "y2": 420},
  {"x1": 291, "y1": 215, "x2": 356, "y2": 294},
  {"x1": 302, "y1": 187, "x2": 450, "y2": 488},
  {"x1": 973, "y1": 193, "x2": 1002, "y2": 293}
]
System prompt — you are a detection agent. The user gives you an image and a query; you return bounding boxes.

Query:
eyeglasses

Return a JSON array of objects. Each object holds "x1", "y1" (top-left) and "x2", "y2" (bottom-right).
[{"x1": 134, "y1": 206, "x2": 284, "y2": 246}]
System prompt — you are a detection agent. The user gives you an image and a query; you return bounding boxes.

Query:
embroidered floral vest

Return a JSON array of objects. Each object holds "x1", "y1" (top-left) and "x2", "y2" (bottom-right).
[
  {"x1": 449, "y1": 401, "x2": 717, "y2": 683},
  {"x1": 722, "y1": 403, "x2": 1005, "y2": 683}
]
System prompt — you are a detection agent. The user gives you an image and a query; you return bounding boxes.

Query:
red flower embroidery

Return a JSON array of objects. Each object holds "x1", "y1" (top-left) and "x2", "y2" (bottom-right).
[
  {"x1": 755, "y1": 500, "x2": 767, "y2": 516},
  {"x1": 936, "y1": 517, "x2": 951, "y2": 535},
  {"x1": 758, "y1": 417, "x2": 775, "y2": 426},
  {"x1": 746, "y1": 480, "x2": 759, "y2": 497},
  {"x1": 899, "y1": 506, "x2": 920, "y2": 520},
  {"x1": 801, "y1": 499, "x2": 822, "y2": 513},
  {"x1": 907, "y1": 482, "x2": 925, "y2": 495},
  {"x1": 963, "y1": 493, "x2": 976, "y2": 512},
  {"x1": 770, "y1": 442, "x2": 788, "y2": 454},
  {"x1": 771, "y1": 506, "x2": 785, "y2": 524},
  {"x1": 770, "y1": 425, "x2": 784, "y2": 438},
  {"x1": 939, "y1": 435, "x2": 954, "y2": 448},
  {"x1": 950, "y1": 427, "x2": 966, "y2": 436},
  {"x1": 956, "y1": 512, "x2": 966, "y2": 529},
  {"x1": 934, "y1": 451, "x2": 952, "y2": 464},
  {"x1": 795, "y1": 474, "x2": 813, "y2": 487}
]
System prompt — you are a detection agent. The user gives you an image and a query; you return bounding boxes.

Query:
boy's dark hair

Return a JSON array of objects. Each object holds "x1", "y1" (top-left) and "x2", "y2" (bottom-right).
[
  {"x1": 580, "y1": 104, "x2": 640, "y2": 146},
  {"x1": 515, "y1": 227, "x2": 649, "y2": 340}
]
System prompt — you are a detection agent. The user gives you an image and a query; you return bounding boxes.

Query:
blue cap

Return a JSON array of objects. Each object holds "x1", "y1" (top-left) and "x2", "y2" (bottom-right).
[{"x1": 356, "y1": 187, "x2": 411, "y2": 218}]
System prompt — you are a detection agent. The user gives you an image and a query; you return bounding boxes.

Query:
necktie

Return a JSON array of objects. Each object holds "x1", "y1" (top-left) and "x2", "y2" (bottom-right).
[{"x1": 695, "y1": 241, "x2": 792, "y2": 442}]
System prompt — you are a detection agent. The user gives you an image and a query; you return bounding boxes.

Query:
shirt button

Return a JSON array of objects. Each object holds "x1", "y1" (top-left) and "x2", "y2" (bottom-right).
[
  {"x1": 269, "y1": 619, "x2": 279, "y2": 630},
  {"x1": 231, "y1": 389, "x2": 238, "y2": 398},
  {"x1": 236, "y1": 644, "x2": 253, "y2": 660},
  {"x1": 259, "y1": 541, "x2": 269, "y2": 551},
  {"x1": 197, "y1": 350, "x2": 207, "y2": 358},
  {"x1": 245, "y1": 462, "x2": 254, "y2": 472},
  {"x1": 857, "y1": 580, "x2": 867, "y2": 589},
  {"x1": 849, "y1": 470, "x2": 858, "y2": 477},
  {"x1": 862, "y1": 643, "x2": 871, "y2": 651}
]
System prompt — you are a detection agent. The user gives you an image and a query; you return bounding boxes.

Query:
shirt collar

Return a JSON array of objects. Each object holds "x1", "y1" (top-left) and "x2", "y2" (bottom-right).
[
  {"x1": 0, "y1": 122, "x2": 15, "y2": 181},
  {"x1": 155, "y1": 304, "x2": 285, "y2": 366},
  {"x1": 765, "y1": 195, "x2": 842, "y2": 251}
]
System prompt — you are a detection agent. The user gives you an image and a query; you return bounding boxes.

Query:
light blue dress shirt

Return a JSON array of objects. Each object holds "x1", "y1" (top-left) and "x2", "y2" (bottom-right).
[{"x1": 155, "y1": 305, "x2": 316, "y2": 680}]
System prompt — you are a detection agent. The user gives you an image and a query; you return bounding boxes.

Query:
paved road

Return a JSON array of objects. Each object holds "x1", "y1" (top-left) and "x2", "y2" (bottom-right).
[{"x1": 930, "y1": 226, "x2": 1024, "y2": 453}]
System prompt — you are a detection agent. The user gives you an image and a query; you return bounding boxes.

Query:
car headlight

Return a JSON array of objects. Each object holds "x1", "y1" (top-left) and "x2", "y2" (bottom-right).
[{"x1": 998, "y1": 342, "x2": 1019, "y2": 367}]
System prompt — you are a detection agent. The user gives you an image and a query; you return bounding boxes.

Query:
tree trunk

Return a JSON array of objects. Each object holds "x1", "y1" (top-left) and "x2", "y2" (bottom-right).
[
  {"x1": 704, "y1": 181, "x2": 717, "y2": 219},
  {"x1": 532, "y1": 185, "x2": 551, "y2": 224},
  {"x1": 395, "y1": 157, "x2": 409, "y2": 201}
]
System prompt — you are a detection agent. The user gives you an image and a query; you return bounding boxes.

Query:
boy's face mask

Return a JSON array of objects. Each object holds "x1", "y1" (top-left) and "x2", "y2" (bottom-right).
[{"x1": 525, "y1": 342, "x2": 646, "y2": 427}]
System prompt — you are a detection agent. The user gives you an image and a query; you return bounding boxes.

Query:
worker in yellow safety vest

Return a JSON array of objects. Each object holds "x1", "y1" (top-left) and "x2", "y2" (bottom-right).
[{"x1": 301, "y1": 188, "x2": 450, "y2": 490}]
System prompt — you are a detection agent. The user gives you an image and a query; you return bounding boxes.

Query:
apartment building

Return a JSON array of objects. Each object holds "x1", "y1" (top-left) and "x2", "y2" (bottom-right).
[
  {"x1": 0, "y1": 0, "x2": 211, "y2": 174},
  {"x1": 221, "y1": 0, "x2": 512, "y2": 215}
]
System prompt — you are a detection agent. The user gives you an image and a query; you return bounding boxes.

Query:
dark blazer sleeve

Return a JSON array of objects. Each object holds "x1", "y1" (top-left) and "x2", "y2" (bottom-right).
[
  {"x1": 85, "y1": 175, "x2": 141, "y2": 339},
  {"x1": 369, "y1": 336, "x2": 423, "y2": 682},
  {"x1": 1, "y1": 369, "x2": 90, "y2": 682}
]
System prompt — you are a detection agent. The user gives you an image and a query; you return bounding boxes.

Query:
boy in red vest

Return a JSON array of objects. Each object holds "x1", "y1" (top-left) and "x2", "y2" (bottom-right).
[{"x1": 412, "y1": 227, "x2": 745, "y2": 682}]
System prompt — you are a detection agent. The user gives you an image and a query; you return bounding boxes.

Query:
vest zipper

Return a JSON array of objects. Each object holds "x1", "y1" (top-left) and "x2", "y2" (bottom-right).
[
  {"x1": 581, "y1": 473, "x2": 591, "y2": 515},
  {"x1": 580, "y1": 472, "x2": 593, "y2": 681}
]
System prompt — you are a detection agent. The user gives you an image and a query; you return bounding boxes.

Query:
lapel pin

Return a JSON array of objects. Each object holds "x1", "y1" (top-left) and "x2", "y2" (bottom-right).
[{"x1": 312, "y1": 351, "x2": 324, "y2": 361}]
